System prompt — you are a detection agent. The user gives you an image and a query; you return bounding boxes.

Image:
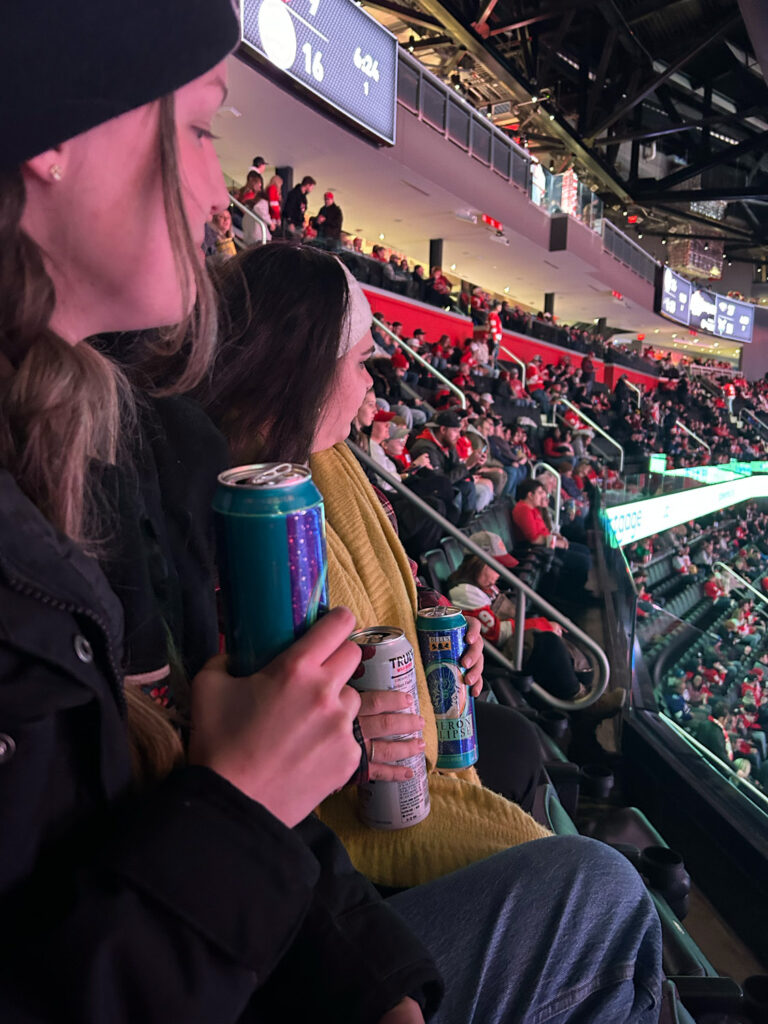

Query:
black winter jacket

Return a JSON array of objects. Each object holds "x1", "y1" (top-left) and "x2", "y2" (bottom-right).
[{"x1": 0, "y1": 467, "x2": 441, "y2": 1019}]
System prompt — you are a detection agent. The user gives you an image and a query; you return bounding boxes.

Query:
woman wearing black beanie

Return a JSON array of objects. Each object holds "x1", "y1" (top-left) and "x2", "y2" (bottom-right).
[{"x1": 0, "y1": 2, "x2": 445, "y2": 1021}]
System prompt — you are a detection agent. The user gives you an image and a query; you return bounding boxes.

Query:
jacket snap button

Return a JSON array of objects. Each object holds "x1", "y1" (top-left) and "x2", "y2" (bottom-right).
[
  {"x1": 74, "y1": 634, "x2": 94, "y2": 664},
  {"x1": 0, "y1": 734, "x2": 16, "y2": 763}
]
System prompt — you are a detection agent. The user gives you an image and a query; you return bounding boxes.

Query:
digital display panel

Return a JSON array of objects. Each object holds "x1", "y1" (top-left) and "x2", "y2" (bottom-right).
[
  {"x1": 241, "y1": 0, "x2": 398, "y2": 145},
  {"x1": 658, "y1": 267, "x2": 691, "y2": 325},
  {"x1": 713, "y1": 293, "x2": 754, "y2": 342},
  {"x1": 656, "y1": 266, "x2": 754, "y2": 343},
  {"x1": 689, "y1": 286, "x2": 717, "y2": 335}
]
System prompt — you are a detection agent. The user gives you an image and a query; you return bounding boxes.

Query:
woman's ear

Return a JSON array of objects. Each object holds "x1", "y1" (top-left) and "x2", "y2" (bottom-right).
[{"x1": 23, "y1": 146, "x2": 68, "y2": 185}]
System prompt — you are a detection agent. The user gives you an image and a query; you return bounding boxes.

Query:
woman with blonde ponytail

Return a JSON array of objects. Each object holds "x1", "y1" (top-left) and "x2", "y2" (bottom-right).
[{"x1": 0, "y1": 3, "x2": 448, "y2": 1022}]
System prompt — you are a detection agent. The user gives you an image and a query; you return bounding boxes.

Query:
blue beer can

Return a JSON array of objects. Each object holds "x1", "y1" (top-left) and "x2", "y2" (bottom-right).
[
  {"x1": 213, "y1": 463, "x2": 328, "y2": 676},
  {"x1": 416, "y1": 606, "x2": 478, "y2": 770}
]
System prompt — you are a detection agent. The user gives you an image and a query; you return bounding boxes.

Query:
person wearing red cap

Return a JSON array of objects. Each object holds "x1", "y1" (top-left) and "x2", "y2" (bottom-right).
[{"x1": 314, "y1": 190, "x2": 343, "y2": 244}]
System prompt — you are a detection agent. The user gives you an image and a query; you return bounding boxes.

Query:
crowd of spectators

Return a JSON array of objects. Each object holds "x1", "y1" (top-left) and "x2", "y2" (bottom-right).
[
  {"x1": 632, "y1": 508, "x2": 768, "y2": 793},
  {"x1": 219, "y1": 166, "x2": 751, "y2": 386}
]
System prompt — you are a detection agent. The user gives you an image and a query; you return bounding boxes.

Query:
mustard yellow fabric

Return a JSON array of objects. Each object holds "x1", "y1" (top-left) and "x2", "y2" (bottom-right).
[{"x1": 311, "y1": 443, "x2": 550, "y2": 888}]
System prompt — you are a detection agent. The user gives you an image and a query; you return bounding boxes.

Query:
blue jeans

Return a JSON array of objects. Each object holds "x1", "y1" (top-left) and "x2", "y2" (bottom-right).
[{"x1": 389, "y1": 835, "x2": 663, "y2": 1023}]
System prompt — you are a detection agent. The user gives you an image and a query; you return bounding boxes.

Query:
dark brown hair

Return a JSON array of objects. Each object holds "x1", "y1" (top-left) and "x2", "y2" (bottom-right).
[
  {"x1": 201, "y1": 242, "x2": 349, "y2": 464},
  {"x1": 447, "y1": 553, "x2": 488, "y2": 591}
]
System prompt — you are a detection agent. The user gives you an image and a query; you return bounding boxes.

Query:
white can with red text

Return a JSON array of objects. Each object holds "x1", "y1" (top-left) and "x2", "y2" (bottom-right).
[{"x1": 349, "y1": 627, "x2": 430, "y2": 830}]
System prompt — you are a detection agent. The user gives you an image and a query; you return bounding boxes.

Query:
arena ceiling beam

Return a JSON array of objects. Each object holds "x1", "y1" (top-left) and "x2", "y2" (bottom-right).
[
  {"x1": 362, "y1": 0, "x2": 443, "y2": 29},
  {"x1": 635, "y1": 130, "x2": 768, "y2": 194},
  {"x1": 593, "y1": 110, "x2": 761, "y2": 148},
  {"x1": 586, "y1": 13, "x2": 741, "y2": 140},
  {"x1": 638, "y1": 185, "x2": 768, "y2": 203},
  {"x1": 415, "y1": 0, "x2": 634, "y2": 200}
]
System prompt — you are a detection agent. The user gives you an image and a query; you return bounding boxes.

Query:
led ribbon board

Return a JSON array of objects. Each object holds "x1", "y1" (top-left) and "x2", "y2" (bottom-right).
[
  {"x1": 241, "y1": 0, "x2": 398, "y2": 145},
  {"x1": 602, "y1": 473, "x2": 767, "y2": 547}
]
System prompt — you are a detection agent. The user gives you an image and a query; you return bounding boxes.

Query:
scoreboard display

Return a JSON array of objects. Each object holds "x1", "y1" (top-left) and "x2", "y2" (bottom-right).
[
  {"x1": 655, "y1": 265, "x2": 754, "y2": 343},
  {"x1": 241, "y1": 0, "x2": 398, "y2": 145},
  {"x1": 658, "y1": 266, "x2": 691, "y2": 324}
]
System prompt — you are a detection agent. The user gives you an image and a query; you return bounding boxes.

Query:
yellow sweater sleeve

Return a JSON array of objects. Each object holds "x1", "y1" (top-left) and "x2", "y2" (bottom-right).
[{"x1": 311, "y1": 444, "x2": 551, "y2": 889}]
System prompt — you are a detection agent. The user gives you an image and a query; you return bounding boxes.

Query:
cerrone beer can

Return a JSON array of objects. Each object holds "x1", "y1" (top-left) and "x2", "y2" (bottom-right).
[
  {"x1": 213, "y1": 464, "x2": 328, "y2": 676},
  {"x1": 416, "y1": 606, "x2": 478, "y2": 770},
  {"x1": 349, "y1": 627, "x2": 430, "y2": 830}
]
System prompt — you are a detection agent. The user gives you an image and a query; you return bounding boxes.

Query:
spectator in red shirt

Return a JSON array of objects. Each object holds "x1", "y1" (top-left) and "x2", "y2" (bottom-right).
[
  {"x1": 265, "y1": 174, "x2": 282, "y2": 225},
  {"x1": 511, "y1": 479, "x2": 592, "y2": 600}
]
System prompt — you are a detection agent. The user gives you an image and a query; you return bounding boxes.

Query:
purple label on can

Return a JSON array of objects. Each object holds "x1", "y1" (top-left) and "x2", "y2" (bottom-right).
[{"x1": 287, "y1": 506, "x2": 329, "y2": 635}]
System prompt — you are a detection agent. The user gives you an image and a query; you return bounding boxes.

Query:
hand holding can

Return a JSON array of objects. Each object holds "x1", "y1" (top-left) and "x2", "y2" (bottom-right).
[
  {"x1": 417, "y1": 606, "x2": 478, "y2": 770},
  {"x1": 189, "y1": 607, "x2": 362, "y2": 828},
  {"x1": 348, "y1": 628, "x2": 431, "y2": 830}
]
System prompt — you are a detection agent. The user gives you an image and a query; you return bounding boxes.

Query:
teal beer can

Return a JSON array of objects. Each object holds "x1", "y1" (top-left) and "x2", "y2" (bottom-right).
[
  {"x1": 213, "y1": 464, "x2": 328, "y2": 676},
  {"x1": 416, "y1": 605, "x2": 477, "y2": 770}
]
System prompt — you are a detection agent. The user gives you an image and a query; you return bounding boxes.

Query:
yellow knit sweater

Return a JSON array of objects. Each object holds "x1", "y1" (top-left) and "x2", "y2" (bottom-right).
[{"x1": 311, "y1": 443, "x2": 550, "y2": 888}]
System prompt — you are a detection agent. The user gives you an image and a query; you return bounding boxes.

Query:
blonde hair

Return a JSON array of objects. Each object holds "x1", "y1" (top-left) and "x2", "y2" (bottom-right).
[{"x1": 0, "y1": 92, "x2": 213, "y2": 774}]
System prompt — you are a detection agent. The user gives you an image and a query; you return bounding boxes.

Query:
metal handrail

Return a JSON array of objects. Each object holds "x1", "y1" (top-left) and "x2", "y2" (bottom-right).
[
  {"x1": 713, "y1": 561, "x2": 768, "y2": 608},
  {"x1": 675, "y1": 419, "x2": 711, "y2": 455},
  {"x1": 624, "y1": 379, "x2": 642, "y2": 407},
  {"x1": 372, "y1": 316, "x2": 467, "y2": 409},
  {"x1": 558, "y1": 397, "x2": 625, "y2": 473},
  {"x1": 738, "y1": 407, "x2": 768, "y2": 435},
  {"x1": 228, "y1": 194, "x2": 271, "y2": 247},
  {"x1": 497, "y1": 344, "x2": 527, "y2": 387},
  {"x1": 532, "y1": 461, "x2": 562, "y2": 528},
  {"x1": 349, "y1": 442, "x2": 610, "y2": 710},
  {"x1": 660, "y1": 712, "x2": 768, "y2": 813}
]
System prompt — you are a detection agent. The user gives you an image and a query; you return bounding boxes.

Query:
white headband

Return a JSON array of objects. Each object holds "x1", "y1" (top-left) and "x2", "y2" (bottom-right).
[{"x1": 337, "y1": 260, "x2": 372, "y2": 358}]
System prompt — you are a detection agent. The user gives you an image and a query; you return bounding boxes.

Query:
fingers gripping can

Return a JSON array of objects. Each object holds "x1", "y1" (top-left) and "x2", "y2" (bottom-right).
[
  {"x1": 349, "y1": 628, "x2": 430, "y2": 830},
  {"x1": 417, "y1": 606, "x2": 478, "y2": 770},
  {"x1": 213, "y1": 464, "x2": 328, "y2": 676}
]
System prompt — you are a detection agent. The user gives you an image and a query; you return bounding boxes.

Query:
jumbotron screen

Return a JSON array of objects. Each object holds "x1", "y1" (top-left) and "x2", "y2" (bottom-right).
[
  {"x1": 656, "y1": 266, "x2": 754, "y2": 343},
  {"x1": 240, "y1": 0, "x2": 398, "y2": 145}
]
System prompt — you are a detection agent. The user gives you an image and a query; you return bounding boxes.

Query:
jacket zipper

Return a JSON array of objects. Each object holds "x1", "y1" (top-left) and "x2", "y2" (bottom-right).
[{"x1": 0, "y1": 557, "x2": 126, "y2": 716}]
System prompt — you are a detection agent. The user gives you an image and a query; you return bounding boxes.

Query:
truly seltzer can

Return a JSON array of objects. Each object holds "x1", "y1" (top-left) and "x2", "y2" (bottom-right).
[
  {"x1": 213, "y1": 464, "x2": 328, "y2": 676},
  {"x1": 417, "y1": 606, "x2": 478, "y2": 770},
  {"x1": 349, "y1": 627, "x2": 430, "y2": 830}
]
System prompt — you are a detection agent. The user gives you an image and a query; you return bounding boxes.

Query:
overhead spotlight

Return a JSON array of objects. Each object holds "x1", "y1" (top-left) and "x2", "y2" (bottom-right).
[
  {"x1": 531, "y1": 94, "x2": 538, "y2": 102},
  {"x1": 407, "y1": 35, "x2": 415, "y2": 52},
  {"x1": 622, "y1": 209, "x2": 628, "y2": 217},
  {"x1": 704, "y1": 242, "x2": 709, "y2": 251},
  {"x1": 449, "y1": 263, "x2": 456, "y2": 270},
  {"x1": 637, "y1": 232, "x2": 643, "y2": 239},
  {"x1": 549, "y1": 113, "x2": 555, "y2": 120},
  {"x1": 661, "y1": 237, "x2": 667, "y2": 245},
  {"x1": 504, "y1": 286, "x2": 510, "y2": 293},
  {"x1": 728, "y1": 259, "x2": 733, "y2": 266},
  {"x1": 549, "y1": 161, "x2": 555, "y2": 172},
  {"x1": 378, "y1": 232, "x2": 385, "y2": 240}
]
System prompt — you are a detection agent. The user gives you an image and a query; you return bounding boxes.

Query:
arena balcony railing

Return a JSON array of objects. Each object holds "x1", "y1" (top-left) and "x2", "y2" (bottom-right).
[
  {"x1": 372, "y1": 315, "x2": 467, "y2": 410},
  {"x1": 351, "y1": 442, "x2": 611, "y2": 712},
  {"x1": 556, "y1": 396, "x2": 625, "y2": 473}
]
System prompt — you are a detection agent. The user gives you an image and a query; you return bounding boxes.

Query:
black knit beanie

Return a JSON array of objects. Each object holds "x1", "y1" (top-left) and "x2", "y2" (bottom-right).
[{"x1": 2, "y1": 0, "x2": 239, "y2": 169}]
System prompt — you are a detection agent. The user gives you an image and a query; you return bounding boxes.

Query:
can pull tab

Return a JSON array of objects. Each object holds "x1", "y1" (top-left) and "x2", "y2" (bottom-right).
[{"x1": 243, "y1": 463, "x2": 296, "y2": 487}]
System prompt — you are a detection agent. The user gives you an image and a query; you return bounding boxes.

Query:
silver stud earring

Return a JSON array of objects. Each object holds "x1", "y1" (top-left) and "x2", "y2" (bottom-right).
[{"x1": 49, "y1": 164, "x2": 63, "y2": 181}]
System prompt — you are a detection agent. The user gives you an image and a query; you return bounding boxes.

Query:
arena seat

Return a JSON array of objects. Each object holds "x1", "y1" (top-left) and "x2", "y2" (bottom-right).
[{"x1": 421, "y1": 547, "x2": 451, "y2": 593}]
